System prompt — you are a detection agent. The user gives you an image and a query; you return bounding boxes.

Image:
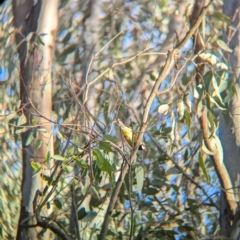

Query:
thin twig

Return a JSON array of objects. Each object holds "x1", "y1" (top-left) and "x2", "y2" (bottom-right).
[{"x1": 83, "y1": 47, "x2": 152, "y2": 105}]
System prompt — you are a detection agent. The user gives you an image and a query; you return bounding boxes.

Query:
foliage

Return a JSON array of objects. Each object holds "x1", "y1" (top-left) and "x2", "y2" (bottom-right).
[{"x1": 0, "y1": 0, "x2": 235, "y2": 239}]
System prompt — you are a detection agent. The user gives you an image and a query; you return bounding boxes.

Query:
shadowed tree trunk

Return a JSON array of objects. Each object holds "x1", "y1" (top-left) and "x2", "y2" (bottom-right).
[
  {"x1": 13, "y1": 0, "x2": 58, "y2": 239},
  {"x1": 219, "y1": 0, "x2": 240, "y2": 238}
]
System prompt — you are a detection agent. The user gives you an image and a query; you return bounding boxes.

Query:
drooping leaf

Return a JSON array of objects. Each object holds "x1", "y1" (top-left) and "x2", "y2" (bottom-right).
[
  {"x1": 52, "y1": 155, "x2": 65, "y2": 161},
  {"x1": 54, "y1": 198, "x2": 62, "y2": 209},
  {"x1": 91, "y1": 185, "x2": 100, "y2": 199},
  {"x1": 199, "y1": 153, "x2": 210, "y2": 182},
  {"x1": 35, "y1": 139, "x2": 42, "y2": 148},
  {"x1": 101, "y1": 158, "x2": 114, "y2": 175},
  {"x1": 75, "y1": 158, "x2": 88, "y2": 169},
  {"x1": 45, "y1": 151, "x2": 51, "y2": 163},
  {"x1": 93, "y1": 149, "x2": 104, "y2": 169},
  {"x1": 25, "y1": 131, "x2": 34, "y2": 146},
  {"x1": 30, "y1": 161, "x2": 41, "y2": 172},
  {"x1": 211, "y1": 74, "x2": 224, "y2": 105},
  {"x1": 135, "y1": 166, "x2": 144, "y2": 194},
  {"x1": 99, "y1": 141, "x2": 112, "y2": 152}
]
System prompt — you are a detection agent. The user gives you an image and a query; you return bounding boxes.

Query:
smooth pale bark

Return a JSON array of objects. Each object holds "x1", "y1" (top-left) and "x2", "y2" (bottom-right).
[
  {"x1": 219, "y1": 0, "x2": 240, "y2": 237},
  {"x1": 13, "y1": 0, "x2": 58, "y2": 239}
]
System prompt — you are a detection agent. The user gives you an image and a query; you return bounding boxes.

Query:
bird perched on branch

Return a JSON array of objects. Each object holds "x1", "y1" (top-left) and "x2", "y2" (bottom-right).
[{"x1": 116, "y1": 119, "x2": 146, "y2": 151}]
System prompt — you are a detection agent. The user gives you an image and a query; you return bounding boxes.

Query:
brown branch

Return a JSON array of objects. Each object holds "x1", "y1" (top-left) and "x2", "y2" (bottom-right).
[
  {"x1": 33, "y1": 190, "x2": 72, "y2": 240},
  {"x1": 200, "y1": 107, "x2": 236, "y2": 218},
  {"x1": 98, "y1": 2, "x2": 212, "y2": 239}
]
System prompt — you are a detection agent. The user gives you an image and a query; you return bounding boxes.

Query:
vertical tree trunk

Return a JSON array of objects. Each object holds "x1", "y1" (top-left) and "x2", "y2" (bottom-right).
[
  {"x1": 13, "y1": 0, "x2": 58, "y2": 239},
  {"x1": 219, "y1": 0, "x2": 240, "y2": 237}
]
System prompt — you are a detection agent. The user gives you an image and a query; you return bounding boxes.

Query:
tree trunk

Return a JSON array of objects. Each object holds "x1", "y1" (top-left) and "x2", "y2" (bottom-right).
[
  {"x1": 13, "y1": 0, "x2": 58, "y2": 239},
  {"x1": 220, "y1": 0, "x2": 240, "y2": 238}
]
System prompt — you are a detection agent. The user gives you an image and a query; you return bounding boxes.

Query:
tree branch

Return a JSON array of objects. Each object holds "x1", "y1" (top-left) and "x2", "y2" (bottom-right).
[
  {"x1": 99, "y1": 2, "x2": 212, "y2": 239},
  {"x1": 33, "y1": 190, "x2": 72, "y2": 240}
]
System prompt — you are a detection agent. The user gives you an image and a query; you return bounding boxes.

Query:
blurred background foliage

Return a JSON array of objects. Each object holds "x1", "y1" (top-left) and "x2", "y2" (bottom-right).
[{"x1": 0, "y1": 0, "x2": 233, "y2": 239}]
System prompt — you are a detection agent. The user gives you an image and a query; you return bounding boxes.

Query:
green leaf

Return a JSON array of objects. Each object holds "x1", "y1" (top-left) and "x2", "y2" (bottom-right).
[
  {"x1": 62, "y1": 31, "x2": 72, "y2": 44},
  {"x1": 166, "y1": 167, "x2": 180, "y2": 175},
  {"x1": 58, "y1": 44, "x2": 76, "y2": 62},
  {"x1": 203, "y1": 71, "x2": 213, "y2": 92},
  {"x1": 211, "y1": 74, "x2": 224, "y2": 105},
  {"x1": 30, "y1": 161, "x2": 40, "y2": 171},
  {"x1": 30, "y1": 161, "x2": 41, "y2": 171},
  {"x1": 31, "y1": 118, "x2": 37, "y2": 125},
  {"x1": 101, "y1": 158, "x2": 114, "y2": 175},
  {"x1": 35, "y1": 139, "x2": 42, "y2": 148},
  {"x1": 78, "y1": 208, "x2": 88, "y2": 220},
  {"x1": 81, "y1": 211, "x2": 97, "y2": 222},
  {"x1": 45, "y1": 151, "x2": 51, "y2": 163},
  {"x1": 142, "y1": 187, "x2": 158, "y2": 195},
  {"x1": 218, "y1": 71, "x2": 229, "y2": 93},
  {"x1": 52, "y1": 155, "x2": 65, "y2": 161},
  {"x1": 99, "y1": 141, "x2": 112, "y2": 152},
  {"x1": 35, "y1": 35, "x2": 45, "y2": 46},
  {"x1": 75, "y1": 158, "x2": 88, "y2": 169},
  {"x1": 91, "y1": 186, "x2": 100, "y2": 199},
  {"x1": 93, "y1": 149, "x2": 114, "y2": 174},
  {"x1": 213, "y1": 12, "x2": 231, "y2": 25},
  {"x1": 93, "y1": 149, "x2": 104, "y2": 169},
  {"x1": 151, "y1": 178, "x2": 169, "y2": 188},
  {"x1": 25, "y1": 131, "x2": 34, "y2": 146},
  {"x1": 198, "y1": 153, "x2": 210, "y2": 182},
  {"x1": 184, "y1": 110, "x2": 191, "y2": 130},
  {"x1": 224, "y1": 79, "x2": 236, "y2": 103},
  {"x1": 41, "y1": 174, "x2": 53, "y2": 184},
  {"x1": 54, "y1": 198, "x2": 62, "y2": 209},
  {"x1": 207, "y1": 95, "x2": 226, "y2": 110},
  {"x1": 17, "y1": 113, "x2": 26, "y2": 126},
  {"x1": 216, "y1": 39, "x2": 232, "y2": 53},
  {"x1": 62, "y1": 164, "x2": 73, "y2": 173},
  {"x1": 207, "y1": 110, "x2": 215, "y2": 136},
  {"x1": 135, "y1": 166, "x2": 144, "y2": 194},
  {"x1": 104, "y1": 134, "x2": 117, "y2": 143}
]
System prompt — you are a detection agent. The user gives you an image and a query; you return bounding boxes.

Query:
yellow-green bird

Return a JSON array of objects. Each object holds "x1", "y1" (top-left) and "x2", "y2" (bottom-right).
[{"x1": 116, "y1": 119, "x2": 146, "y2": 151}]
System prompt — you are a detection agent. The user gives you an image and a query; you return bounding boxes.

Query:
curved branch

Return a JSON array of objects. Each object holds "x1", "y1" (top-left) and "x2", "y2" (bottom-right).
[{"x1": 200, "y1": 107, "x2": 236, "y2": 217}]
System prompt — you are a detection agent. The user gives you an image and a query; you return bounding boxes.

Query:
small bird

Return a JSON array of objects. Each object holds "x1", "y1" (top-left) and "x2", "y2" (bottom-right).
[{"x1": 116, "y1": 119, "x2": 146, "y2": 151}]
